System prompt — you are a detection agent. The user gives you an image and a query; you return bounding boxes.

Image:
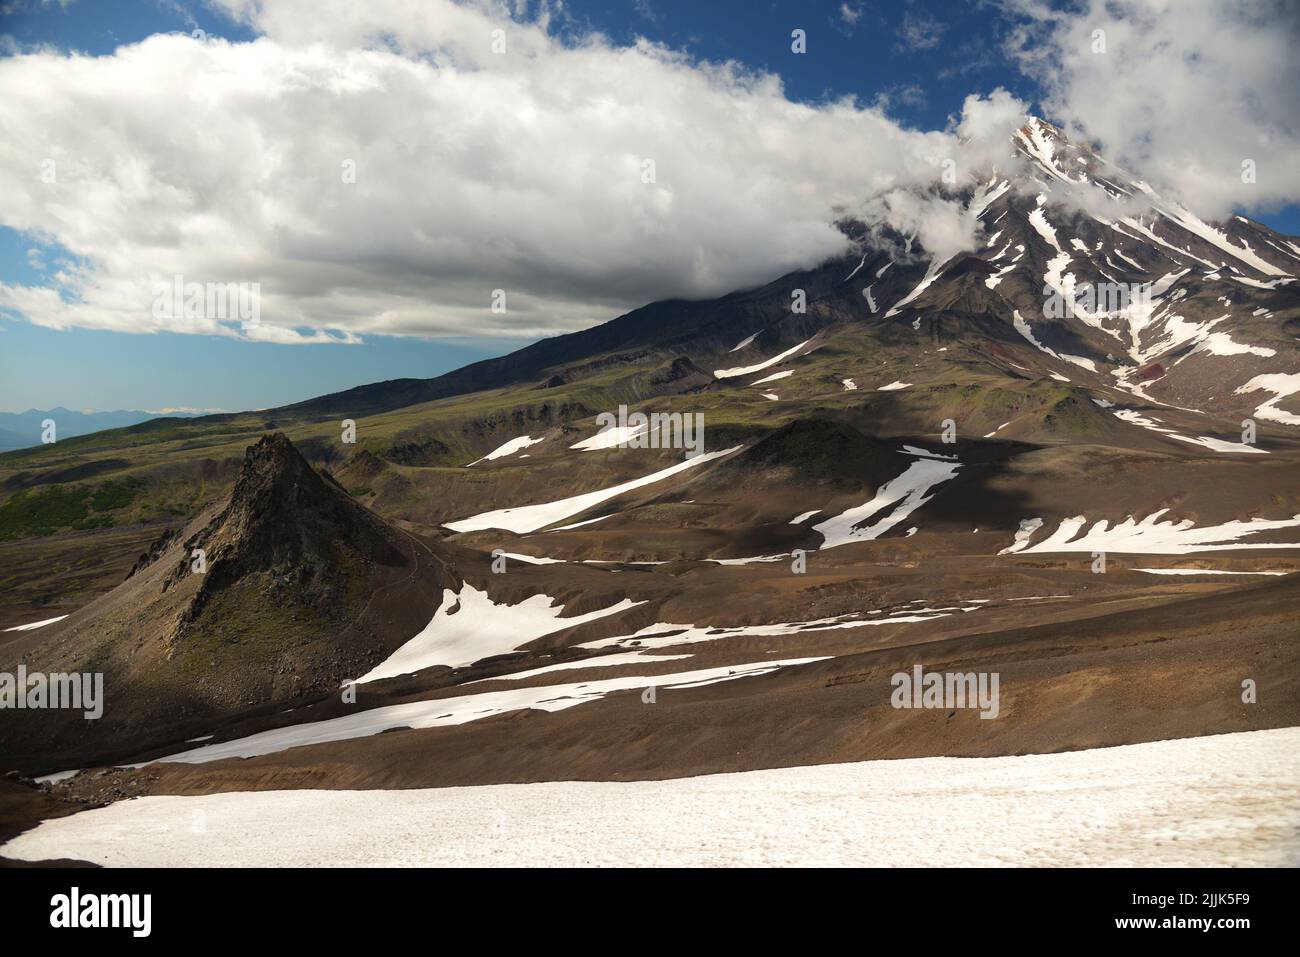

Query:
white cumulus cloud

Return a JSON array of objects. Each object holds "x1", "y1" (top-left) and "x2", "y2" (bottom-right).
[
  {"x1": 0, "y1": 0, "x2": 1028, "y2": 343},
  {"x1": 1003, "y1": 0, "x2": 1300, "y2": 220},
  {"x1": 6, "y1": 0, "x2": 1292, "y2": 347}
]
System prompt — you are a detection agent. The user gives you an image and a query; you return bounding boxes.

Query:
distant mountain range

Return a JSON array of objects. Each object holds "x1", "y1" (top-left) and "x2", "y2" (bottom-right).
[{"x1": 0, "y1": 407, "x2": 206, "y2": 452}]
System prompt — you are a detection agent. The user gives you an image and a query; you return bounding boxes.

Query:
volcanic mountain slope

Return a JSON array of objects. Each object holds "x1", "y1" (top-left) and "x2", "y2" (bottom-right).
[
  {"x1": 3, "y1": 121, "x2": 1300, "y2": 867},
  {"x1": 335, "y1": 120, "x2": 1299, "y2": 551},
  {"x1": 948, "y1": 120, "x2": 1300, "y2": 418},
  {"x1": 2, "y1": 117, "x2": 1300, "y2": 796},
  {"x1": 238, "y1": 119, "x2": 1300, "y2": 428},
  {"x1": 1, "y1": 120, "x2": 1297, "y2": 562},
  {"x1": 0, "y1": 433, "x2": 458, "y2": 772}
]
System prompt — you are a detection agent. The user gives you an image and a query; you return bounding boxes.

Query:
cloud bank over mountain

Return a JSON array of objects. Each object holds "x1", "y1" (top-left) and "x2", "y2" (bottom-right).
[
  {"x1": 1004, "y1": 0, "x2": 1300, "y2": 219},
  {"x1": 0, "y1": 0, "x2": 1293, "y2": 343}
]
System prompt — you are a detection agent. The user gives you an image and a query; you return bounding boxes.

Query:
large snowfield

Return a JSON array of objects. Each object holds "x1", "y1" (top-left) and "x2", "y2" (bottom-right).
[{"x1": 6, "y1": 727, "x2": 1297, "y2": 867}]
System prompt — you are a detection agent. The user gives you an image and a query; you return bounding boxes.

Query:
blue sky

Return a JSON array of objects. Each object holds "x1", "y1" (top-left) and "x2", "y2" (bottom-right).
[{"x1": 1, "y1": 0, "x2": 1296, "y2": 414}]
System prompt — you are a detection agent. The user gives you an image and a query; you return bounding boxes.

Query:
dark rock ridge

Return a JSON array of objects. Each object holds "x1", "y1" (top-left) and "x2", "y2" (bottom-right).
[
  {"x1": 166, "y1": 432, "x2": 410, "y2": 630},
  {"x1": 0, "y1": 432, "x2": 457, "y2": 774}
]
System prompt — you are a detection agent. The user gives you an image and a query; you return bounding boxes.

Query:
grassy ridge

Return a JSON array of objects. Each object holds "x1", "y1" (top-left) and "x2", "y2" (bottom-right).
[{"x1": 0, "y1": 320, "x2": 1118, "y2": 544}]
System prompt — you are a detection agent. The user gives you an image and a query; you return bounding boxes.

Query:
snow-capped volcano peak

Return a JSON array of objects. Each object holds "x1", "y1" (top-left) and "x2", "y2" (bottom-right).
[
  {"x1": 839, "y1": 117, "x2": 1300, "y2": 423},
  {"x1": 1013, "y1": 117, "x2": 1090, "y2": 186}
]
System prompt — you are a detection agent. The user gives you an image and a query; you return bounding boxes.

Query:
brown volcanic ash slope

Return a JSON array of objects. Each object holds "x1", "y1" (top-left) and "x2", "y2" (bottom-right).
[
  {"x1": 2, "y1": 118, "x2": 1300, "y2": 818},
  {"x1": 0, "y1": 433, "x2": 457, "y2": 773},
  {"x1": 393, "y1": 123, "x2": 1300, "y2": 549},
  {"x1": 125, "y1": 573, "x2": 1300, "y2": 797}
]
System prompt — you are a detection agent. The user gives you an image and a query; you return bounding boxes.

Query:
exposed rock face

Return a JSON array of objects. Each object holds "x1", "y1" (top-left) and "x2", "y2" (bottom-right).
[
  {"x1": 380, "y1": 438, "x2": 452, "y2": 467},
  {"x1": 0, "y1": 433, "x2": 456, "y2": 773},
  {"x1": 648, "y1": 356, "x2": 713, "y2": 392},
  {"x1": 125, "y1": 527, "x2": 181, "y2": 580},
  {"x1": 166, "y1": 432, "x2": 412, "y2": 637},
  {"x1": 344, "y1": 448, "x2": 387, "y2": 480}
]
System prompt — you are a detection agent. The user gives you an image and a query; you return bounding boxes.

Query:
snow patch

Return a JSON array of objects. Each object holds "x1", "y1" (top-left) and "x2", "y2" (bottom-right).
[
  {"x1": 446, "y1": 447, "x2": 739, "y2": 533},
  {"x1": 1112, "y1": 408, "x2": 1266, "y2": 454},
  {"x1": 467, "y1": 435, "x2": 546, "y2": 466},
  {"x1": 813, "y1": 456, "x2": 960, "y2": 550},
  {"x1": 144, "y1": 657, "x2": 831, "y2": 765},
  {"x1": 714, "y1": 339, "x2": 811, "y2": 379},
  {"x1": 884, "y1": 259, "x2": 946, "y2": 317},
  {"x1": 1133, "y1": 568, "x2": 1287, "y2": 577},
  {"x1": 999, "y1": 518, "x2": 1044, "y2": 555},
  {"x1": 356, "y1": 583, "x2": 646, "y2": 682},
  {"x1": 570, "y1": 425, "x2": 650, "y2": 451},
  {"x1": 3, "y1": 615, "x2": 68, "y2": 632},
  {"x1": 1236, "y1": 373, "x2": 1300, "y2": 426},
  {"x1": 1005, "y1": 509, "x2": 1300, "y2": 555}
]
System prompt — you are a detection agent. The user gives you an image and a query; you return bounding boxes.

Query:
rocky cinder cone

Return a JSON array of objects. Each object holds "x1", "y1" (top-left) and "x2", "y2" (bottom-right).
[
  {"x1": 167, "y1": 432, "x2": 408, "y2": 636},
  {"x1": 0, "y1": 432, "x2": 456, "y2": 774}
]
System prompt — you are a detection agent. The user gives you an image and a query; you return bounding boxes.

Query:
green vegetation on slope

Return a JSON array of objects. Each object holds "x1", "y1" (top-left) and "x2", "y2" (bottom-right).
[{"x1": 0, "y1": 478, "x2": 143, "y2": 540}]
